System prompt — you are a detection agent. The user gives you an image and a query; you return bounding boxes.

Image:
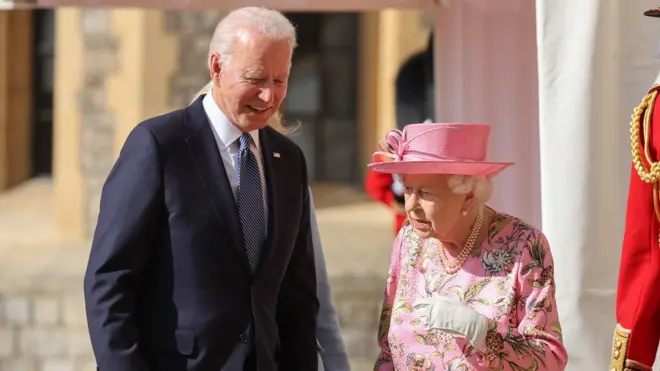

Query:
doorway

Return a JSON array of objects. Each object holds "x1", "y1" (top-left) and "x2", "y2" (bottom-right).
[
  {"x1": 31, "y1": 9, "x2": 55, "y2": 176},
  {"x1": 283, "y1": 12, "x2": 359, "y2": 185}
]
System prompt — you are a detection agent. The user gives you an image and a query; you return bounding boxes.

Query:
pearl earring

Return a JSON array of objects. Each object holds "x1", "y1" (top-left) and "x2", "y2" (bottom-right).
[{"x1": 461, "y1": 210, "x2": 468, "y2": 216}]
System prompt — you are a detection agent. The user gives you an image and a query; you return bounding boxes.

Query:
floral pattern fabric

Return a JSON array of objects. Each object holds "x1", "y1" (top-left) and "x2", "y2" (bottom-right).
[{"x1": 374, "y1": 212, "x2": 568, "y2": 371}]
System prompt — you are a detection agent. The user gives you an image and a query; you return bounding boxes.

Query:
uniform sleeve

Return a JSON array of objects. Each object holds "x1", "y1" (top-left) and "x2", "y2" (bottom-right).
[
  {"x1": 364, "y1": 155, "x2": 395, "y2": 207},
  {"x1": 610, "y1": 86, "x2": 660, "y2": 371}
]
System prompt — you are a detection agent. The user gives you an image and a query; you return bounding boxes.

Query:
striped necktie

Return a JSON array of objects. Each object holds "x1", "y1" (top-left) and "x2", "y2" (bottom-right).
[
  {"x1": 237, "y1": 132, "x2": 265, "y2": 273},
  {"x1": 236, "y1": 133, "x2": 265, "y2": 359}
]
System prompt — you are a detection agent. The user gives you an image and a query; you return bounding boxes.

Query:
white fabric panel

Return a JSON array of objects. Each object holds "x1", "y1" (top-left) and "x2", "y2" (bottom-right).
[
  {"x1": 435, "y1": 0, "x2": 541, "y2": 230},
  {"x1": 535, "y1": 0, "x2": 660, "y2": 369},
  {"x1": 432, "y1": 0, "x2": 541, "y2": 228}
]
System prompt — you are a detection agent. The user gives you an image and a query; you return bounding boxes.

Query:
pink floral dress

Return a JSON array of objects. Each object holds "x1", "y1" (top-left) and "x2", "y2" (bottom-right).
[{"x1": 374, "y1": 212, "x2": 568, "y2": 370}]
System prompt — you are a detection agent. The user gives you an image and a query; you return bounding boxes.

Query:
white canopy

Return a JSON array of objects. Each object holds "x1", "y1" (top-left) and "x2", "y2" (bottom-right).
[{"x1": 432, "y1": 1, "x2": 660, "y2": 369}]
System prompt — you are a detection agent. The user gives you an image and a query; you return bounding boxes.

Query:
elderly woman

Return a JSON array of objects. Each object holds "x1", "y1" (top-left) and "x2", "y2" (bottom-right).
[{"x1": 370, "y1": 123, "x2": 567, "y2": 370}]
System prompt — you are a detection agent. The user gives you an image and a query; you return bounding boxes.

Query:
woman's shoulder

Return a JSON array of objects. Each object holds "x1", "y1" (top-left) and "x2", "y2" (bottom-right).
[
  {"x1": 484, "y1": 212, "x2": 552, "y2": 275},
  {"x1": 488, "y1": 211, "x2": 548, "y2": 250},
  {"x1": 396, "y1": 221, "x2": 416, "y2": 246},
  {"x1": 393, "y1": 222, "x2": 424, "y2": 255}
]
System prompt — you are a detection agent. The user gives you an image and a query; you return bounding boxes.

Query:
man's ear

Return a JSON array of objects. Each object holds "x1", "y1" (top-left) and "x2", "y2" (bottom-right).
[{"x1": 209, "y1": 52, "x2": 222, "y2": 81}]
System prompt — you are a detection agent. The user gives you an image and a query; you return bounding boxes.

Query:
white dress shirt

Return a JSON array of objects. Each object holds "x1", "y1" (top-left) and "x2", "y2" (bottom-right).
[
  {"x1": 202, "y1": 91, "x2": 266, "y2": 370},
  {"x1": 202, "y1": 91, "x2": 267, "y2": 227}
]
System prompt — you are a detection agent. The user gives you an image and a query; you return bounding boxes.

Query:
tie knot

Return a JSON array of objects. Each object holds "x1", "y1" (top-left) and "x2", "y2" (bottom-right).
[{"x1": 239, "y1": 133, "x2": 252, "y2": 152}]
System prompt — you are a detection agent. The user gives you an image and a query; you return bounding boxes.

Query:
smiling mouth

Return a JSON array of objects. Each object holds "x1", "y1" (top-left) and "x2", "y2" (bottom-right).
[{"x1": 247, "y1": 105, "x2": 270, "y2": 113}]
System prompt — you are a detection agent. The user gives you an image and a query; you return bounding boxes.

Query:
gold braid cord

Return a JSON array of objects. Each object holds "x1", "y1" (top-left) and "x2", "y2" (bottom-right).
[
  {"x1": 610, "y1": 86, "x2": 660, "y2": 371},
  {"x1": 631, "y1": 85, "x2": 660, "y2": 226},
  {"x1": 610, "y1": 325, "x2": 652, "y2": 370}
]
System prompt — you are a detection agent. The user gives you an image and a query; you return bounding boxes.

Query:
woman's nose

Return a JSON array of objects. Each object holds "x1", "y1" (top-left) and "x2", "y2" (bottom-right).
[{"x1": 405, "y1": 192, "x2": 418, "y2": 212}]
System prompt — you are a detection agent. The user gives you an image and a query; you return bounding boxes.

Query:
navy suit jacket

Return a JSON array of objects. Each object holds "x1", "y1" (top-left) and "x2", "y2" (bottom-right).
[{"x1": 83, "y1": 96, "x2": 319, "y2": 371}]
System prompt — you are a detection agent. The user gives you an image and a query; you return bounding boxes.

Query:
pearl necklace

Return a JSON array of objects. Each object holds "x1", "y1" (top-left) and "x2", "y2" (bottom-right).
[{"x1": 437, "y1": 207, "x2": 484, "y2": 274}]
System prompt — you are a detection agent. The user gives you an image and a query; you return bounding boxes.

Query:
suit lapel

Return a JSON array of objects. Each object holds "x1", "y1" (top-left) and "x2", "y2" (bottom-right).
[
  {"x1": 255, "y1": 128, "x2": 286, "y2": 276},
  {"x1": 183, "y1": 96, "x2": 251, "y2": 275}
]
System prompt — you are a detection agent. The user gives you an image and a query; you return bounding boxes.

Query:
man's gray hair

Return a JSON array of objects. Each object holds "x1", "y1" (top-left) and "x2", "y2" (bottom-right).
[{"x1": 209, "y1": 7, "x2": 297, "y2": 68}]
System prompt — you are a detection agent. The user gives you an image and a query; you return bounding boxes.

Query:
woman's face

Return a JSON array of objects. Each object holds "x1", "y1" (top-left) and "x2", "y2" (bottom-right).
[{"x1": 401, "y1": 174, "x2": 471, "y2": 240}]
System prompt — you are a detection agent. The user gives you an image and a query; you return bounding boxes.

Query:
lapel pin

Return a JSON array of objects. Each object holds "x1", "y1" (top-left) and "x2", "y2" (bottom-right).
[{"x1": 273, "y1": 152, "x2": 281, "y2": 158}]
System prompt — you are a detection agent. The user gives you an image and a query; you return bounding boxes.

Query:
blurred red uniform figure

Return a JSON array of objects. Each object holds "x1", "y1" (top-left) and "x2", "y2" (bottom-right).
[
  {"x1": 364, "y1": 154, "x2": 407, "y2": 234},
  {"x1": 610, "y1": 7, "x2": 660, "y2": 370},
  {"x1": 363, "y1": 34, "x2": 433, "y2": 236}
]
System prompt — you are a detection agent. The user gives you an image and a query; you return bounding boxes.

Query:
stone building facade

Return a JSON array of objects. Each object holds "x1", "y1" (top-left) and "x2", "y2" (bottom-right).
[{"x1": 0, "y1": 8, "x2": 430, "y2": 371}]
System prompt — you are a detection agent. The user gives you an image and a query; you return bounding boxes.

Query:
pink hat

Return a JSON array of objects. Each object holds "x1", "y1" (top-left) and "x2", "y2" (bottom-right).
[{"x1": 368, "y1": 123, "x2": 513, "y2": 176}]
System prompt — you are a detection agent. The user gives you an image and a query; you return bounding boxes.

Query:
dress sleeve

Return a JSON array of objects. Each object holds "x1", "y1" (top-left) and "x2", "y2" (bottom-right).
[
  {"x1": 373, "y1": 224, "x2": 407, "y2": 371},
  {"x1": 484, "y1": 230, "x2": 568, "y2": 370}
]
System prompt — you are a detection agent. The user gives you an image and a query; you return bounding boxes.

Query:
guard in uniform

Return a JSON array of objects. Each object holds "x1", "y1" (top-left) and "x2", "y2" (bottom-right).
[
  {"x1": 610, "y1": 7, "x2": 660, "y2": 370},
  {"x1": 364, "y1": 34, "x2": 434, "y2": 235}
]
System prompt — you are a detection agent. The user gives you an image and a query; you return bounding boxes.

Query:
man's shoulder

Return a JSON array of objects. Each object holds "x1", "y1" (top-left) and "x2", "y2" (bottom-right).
[{"x1": 137, "y1": 107, "x2": 188, "y2": 139}]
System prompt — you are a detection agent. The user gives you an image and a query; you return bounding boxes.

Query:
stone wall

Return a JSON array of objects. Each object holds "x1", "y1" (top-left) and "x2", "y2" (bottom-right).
[
  {"x1": 0, "y1": 242, "x2": 386, "y2": 371},
  {"x1": 0, "y1": 288, "x2": 93, "y2": 371},
  {"x1": 165, "y1": 11, "x2": 225, "y2": 107},
  {"x1": 79, "y1": 9, "x2": 118, "y2": 238},
  {"x1": 0, "y1": 9, "x2": 388, "y2": 371}
]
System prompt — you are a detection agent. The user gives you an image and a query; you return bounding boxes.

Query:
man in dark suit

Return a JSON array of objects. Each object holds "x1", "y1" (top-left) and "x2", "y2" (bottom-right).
[{"x1": 83, "y1": 7, "x2": 319, "y2": 371}]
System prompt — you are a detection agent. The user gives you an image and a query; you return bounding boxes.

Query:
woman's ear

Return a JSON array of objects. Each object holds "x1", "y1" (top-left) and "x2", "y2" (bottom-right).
[{"x1": 461, "y1": 193, "x2": 476, "y2": 216}]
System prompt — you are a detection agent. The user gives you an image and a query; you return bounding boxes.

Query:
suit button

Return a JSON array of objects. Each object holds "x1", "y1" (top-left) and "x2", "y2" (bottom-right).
[{"x1": 239, "y1": 334, "x2": 249, "y2": 343}]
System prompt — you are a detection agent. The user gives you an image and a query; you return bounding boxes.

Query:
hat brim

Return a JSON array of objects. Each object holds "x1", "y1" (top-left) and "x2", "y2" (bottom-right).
[
  {"x1": 644, "y1": 8, "x2": 660, "y2": 17},
  {"x1": 367, "y1": 160, "x2": 514, "y2": 176}
]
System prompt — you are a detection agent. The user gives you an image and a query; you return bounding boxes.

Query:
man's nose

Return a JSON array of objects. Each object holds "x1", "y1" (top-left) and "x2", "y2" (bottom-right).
[{"x1": 258, "y1": 86, "x2": 273, "y2": 103}]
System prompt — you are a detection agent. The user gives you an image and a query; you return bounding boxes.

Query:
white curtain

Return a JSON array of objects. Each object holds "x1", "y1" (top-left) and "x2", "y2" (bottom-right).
[
  {"x1": 433, "y1": 0, "x2": 541, "y2": 228},
  {"x1": 434, "y1": 0, "x2": 660, "y2": 368},
  {"x1": 536, "y1": 0, "x2": 660, "y2": 369}
]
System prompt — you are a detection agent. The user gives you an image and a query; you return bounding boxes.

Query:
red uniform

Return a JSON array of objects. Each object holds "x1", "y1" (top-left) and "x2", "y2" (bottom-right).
[
  {"x1": 611, "y1": 11, "x2": 660, "y2": 367},
  {"x1": 364, "y1": 155, "x2": 407, "y2": 234}
]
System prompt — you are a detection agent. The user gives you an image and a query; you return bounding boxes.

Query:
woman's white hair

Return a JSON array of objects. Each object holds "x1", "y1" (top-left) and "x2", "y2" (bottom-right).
[
  {"x1": 209, "y1": 7, "x2": 297, "y2": 68},
  {"x1": 447, "y1": 175, "x2": 495, "y2": 204}
]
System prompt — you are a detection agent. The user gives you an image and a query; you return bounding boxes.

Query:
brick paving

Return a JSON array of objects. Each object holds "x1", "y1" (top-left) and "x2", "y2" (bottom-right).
[{"x1": 0, "y1": 179, "x2": 394, "y2": 371}]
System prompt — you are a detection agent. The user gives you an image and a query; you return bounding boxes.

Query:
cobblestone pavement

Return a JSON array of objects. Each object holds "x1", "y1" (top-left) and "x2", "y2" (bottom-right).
[{"x1": 0, "y1": 179, "x2": 394, "y2": 371}]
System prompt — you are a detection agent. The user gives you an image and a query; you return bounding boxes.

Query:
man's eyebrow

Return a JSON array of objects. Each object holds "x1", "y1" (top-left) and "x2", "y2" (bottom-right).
[{"x1": 242, "y1": 69, "x2": 264, "y2": 77}]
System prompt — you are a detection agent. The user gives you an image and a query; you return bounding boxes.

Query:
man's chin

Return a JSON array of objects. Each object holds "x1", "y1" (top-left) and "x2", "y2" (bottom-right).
[
  {"x1": 238, "y1": 117, "x2": 271, "y2": 132},
  {"x1": 249, "y1": 119, "x2": 271, "y2": 130}
]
